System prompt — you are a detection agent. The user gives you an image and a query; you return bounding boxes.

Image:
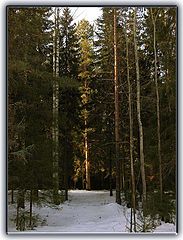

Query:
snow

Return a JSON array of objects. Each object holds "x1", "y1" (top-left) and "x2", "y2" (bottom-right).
[
  {"x1": 8, "y1": 190, "x2": 176, "y2": 233},
  {"x1": 153, "y1": 222, "x2": 177, "y2": 233}
]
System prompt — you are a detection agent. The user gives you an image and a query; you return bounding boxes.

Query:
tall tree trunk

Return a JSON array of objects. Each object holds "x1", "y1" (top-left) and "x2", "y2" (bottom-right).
[
  {"x1": 52, "y1": 7, "x2": 60, "y2": 205},
  {"x1": 114, "y1": 9, "x2": 121, "y2": 205},
  {"x1": 150, "y1": 9, "x2": 163, "y2": 202},
  {"x1": 84, "y1": 78, "x2": 91, "y2": 190},
  {"x1": 133, "y1": 8, "x2": 147, "y2": 207},
  {"x1": 126, "y1": 33, "x2": 136, "y2": 232}
]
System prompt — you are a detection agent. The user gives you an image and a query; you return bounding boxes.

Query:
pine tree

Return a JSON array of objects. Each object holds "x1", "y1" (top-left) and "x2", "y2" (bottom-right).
[
  {"x1": 76, "y1": 19, "x2": 94, "y2": 190},
  {"x1": 8, "y1": 7, "x2": 176, "y2": 231}
]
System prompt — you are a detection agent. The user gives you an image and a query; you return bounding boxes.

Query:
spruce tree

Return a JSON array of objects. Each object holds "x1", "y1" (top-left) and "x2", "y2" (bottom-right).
[
  {"x1": 59, "y1": 7, "x2": 80, "y2": 78},
  {"x1": 58, "y1": 7, "x2": 81, "y2": 198},
  {"x1": 8, "y1": 6, "x2": 54, "y2": 228}
]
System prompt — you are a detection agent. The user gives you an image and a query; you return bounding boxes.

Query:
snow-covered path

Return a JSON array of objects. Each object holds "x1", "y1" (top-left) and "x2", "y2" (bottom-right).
[
  {"x1": 8, "y1": 190, "x2": 176, "y2": 233},
  {"x1": 35, "y1": 190, "x2": 126, "y2": 232}
]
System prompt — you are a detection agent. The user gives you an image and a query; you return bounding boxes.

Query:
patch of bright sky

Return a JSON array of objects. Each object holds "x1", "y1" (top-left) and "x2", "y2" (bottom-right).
[{"x1": 70, "y1": 7, "x2": 102, "y2": 24}]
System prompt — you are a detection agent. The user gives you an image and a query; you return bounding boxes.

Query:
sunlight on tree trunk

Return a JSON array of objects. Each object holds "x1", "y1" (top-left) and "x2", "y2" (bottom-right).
[
  {"x1": 126, "y1": 31, "x2": 136, "y2": 232},
  {"x1": 85, "y1": 118, "x2": 91, "y2": 190},
  {"x1": 114, "y1": 9, "x2": 121, "y2": 205},
  {"x1": 84, "y1": 107, "x2": 91, "y2": 190},
  {"x1": 133, "y1": 8, "x2": 147, "y2": 207},
  {"x1": 76, "y1": 19, "x2": 93, "y2": 191}
]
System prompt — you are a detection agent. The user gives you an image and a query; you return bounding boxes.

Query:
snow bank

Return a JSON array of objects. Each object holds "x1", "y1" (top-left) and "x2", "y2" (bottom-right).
[{"x1": 153, "y1": 222, "x2": 176, "y2": 233}]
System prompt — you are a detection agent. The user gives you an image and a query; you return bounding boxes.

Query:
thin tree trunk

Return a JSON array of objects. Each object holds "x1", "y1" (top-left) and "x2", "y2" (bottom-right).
[
  {"x1": 133, "y1": 8, "x2": 147, "y2": 207},
  {"x1": 85, "y1": 118, "x2": 91, "y2": 190},
  {"x1": 82, "y1": 162, "x2": 85, "y2": 189},
  {"x1": 126, "y1": 33, "x2": 136, "y2": 232},
  {"x1": 16, "y1": 189, "x2": 25, "y2": 229},
  {"x1": 64, "y1": 166, "x2": 68, "y2": 201},
  {"x1": 83, "y1": 78, "x2": 91, "y2": 191},
  {"x1": 16, "y1": 204, "x2": 19, "y2": 229},
  {"x1": 17, "y1": 189, "x2": 25, "y2": 209},
  {"x1": 64, "y1": 139, "x2": 68, "y2": 201},
  {"x1": 52, "y1": 7, "x2": 60, "y2": 205},
  {"x1": 109, "y1": 149, "x2": 113, "y2": 196},
  {"x1": 121, "y1": 152, "x2": 125, "y2": 192},
  {"x1": 150, "y1": 9, "x2": 163, "y2": 202},
  {"x1": 85, "y1": 129, "x2": 90, "y2": 190},
  {"x1": 29, "y1": 190, "x2": 33, "y2": 228},
  {"x1": 11, "y1": 189, "x2": 14, "y2": 204},
  {"x1": 32, "y1": 189, "x2": 39, "y2": 202},
  {"x1": 114, "y1": 9, "x2": 121, "y2": 205}
]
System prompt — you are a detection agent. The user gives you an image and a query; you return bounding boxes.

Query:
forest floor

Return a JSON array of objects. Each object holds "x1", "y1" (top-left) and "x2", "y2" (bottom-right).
[{"x1": 8, "y1": 190, "x2": 176, "y2": 233}]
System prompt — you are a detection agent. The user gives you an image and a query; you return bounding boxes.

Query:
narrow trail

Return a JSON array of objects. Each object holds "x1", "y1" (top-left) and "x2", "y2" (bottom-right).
[
  {"x1": 35, "y1": 190, "x2": 126, "y2": 232},
  {"x1": 68, "y1": 190, "x2": 114, "y2": 205}
]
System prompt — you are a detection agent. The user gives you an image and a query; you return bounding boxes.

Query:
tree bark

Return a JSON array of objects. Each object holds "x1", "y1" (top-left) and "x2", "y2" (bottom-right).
[
  {"x1": 126, "y1": 33, "x2": 136, "y2": 232},
  {"x1": 29, "y1": 190, "x2": 33, "y2": 228},
  {"x1": 84, "y1": 90, "x2": 91, "y2": 191},
  {"x1": 32, "y1": 189, "x2": 39, "y2": 201},
  {"x1": 133, "y1": 8, "x2": 147, "y2": 206},
  {"x1": 11, "y1": 189, "x2": 14, "y2": 204},
  {"x1": 16, "y1": 189, "x2": 25, "y2": 229},
  {"x1": 83, "y1": 74, "x2": 91, "y2": 190},
  {"x1": 85, "y1": 122, "x2": 91, "y2": 190},
  {"x1": 64, "y1": 139, "x2": 68, "y2": 201},
  {"x1": 52, "y1": 7, "x2": 60, "y2": 205},
  {"x1": 114, "y1": 9, "x2": 121, "y2": 205},
  {"x1": 150, "y1": 9, "x2": 163, "y2": 202},
  {"x1": 109, "y1": 149, "x2": 113, "y2": 196}
]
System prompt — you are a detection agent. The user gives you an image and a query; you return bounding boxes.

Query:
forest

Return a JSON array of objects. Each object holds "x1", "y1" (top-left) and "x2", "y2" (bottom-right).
[{"x1": 7, "y1": 6, "x2": 176, "y2": 233}]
